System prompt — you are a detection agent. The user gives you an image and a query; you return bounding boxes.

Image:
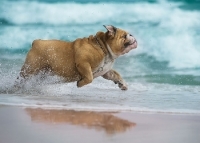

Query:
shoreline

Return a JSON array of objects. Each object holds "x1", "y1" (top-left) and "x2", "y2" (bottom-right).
[{"x1": 0, "y1": 105, "x2": 200, "y2": 143}]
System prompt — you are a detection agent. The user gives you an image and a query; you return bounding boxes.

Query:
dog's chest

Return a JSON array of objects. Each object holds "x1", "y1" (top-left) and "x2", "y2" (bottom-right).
[{"x1": 93, "y1": 57, "x2": 114, "y2": 78}]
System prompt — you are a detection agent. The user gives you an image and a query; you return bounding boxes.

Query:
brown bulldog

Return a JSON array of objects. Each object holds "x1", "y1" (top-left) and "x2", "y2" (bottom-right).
[{"x1": 17, "y1": 25, "x2": 137, "y2": 90}]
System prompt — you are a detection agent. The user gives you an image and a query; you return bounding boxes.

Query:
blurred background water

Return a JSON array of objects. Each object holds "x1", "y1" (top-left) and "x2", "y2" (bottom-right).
[{"x1": 0, "y1": 0, "x2": 200, "y2": 113}]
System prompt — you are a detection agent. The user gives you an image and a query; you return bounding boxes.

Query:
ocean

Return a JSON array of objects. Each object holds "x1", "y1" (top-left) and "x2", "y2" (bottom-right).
[{"x1": 0, "y1": 0, "x2": 200, "y2": 114}]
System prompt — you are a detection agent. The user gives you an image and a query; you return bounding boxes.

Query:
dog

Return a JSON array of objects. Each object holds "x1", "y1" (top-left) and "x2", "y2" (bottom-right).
[{"x1": 17, "y1": 25, "x2": 137, "y2": 90}]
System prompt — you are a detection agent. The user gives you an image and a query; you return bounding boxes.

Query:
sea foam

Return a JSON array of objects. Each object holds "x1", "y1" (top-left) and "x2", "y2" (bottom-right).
[
  {"x1": 0, "y1": 0, "x2": 200, "y2": 114},
  {"x1": 0, "y1": 0, "x2": 200, "y2": 69}
]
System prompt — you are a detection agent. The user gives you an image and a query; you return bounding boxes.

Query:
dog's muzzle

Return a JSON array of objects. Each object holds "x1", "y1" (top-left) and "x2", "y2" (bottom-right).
[{"x1": 124, "y1": 39, "x2": 137, "y2": 48}]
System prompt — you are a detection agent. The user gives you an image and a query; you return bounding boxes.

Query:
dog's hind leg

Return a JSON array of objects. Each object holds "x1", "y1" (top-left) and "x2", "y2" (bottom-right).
[
  {"x1": 14, "y1": 64, "x2": 40, "y2": 89},
  {"x1": 20, "y1": 53, "x2": 42, "y2": 79},
  {"x1": 14, "y1": 50, "x2": 43, "y2": 89}
]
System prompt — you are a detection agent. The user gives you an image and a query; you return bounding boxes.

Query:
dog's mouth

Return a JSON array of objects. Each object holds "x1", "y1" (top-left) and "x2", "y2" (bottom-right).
[
  {"x1": 121, "y1": 39, "x2": 137, "y2": 55},
  {"x1": 124, "y1": 40, "x2": 137, "y2": 48}
]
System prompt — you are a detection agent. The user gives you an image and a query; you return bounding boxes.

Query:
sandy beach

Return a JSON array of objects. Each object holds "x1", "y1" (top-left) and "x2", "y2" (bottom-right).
[{"x1": 0, "y1": 105, "x2": 199, "y2": 143}]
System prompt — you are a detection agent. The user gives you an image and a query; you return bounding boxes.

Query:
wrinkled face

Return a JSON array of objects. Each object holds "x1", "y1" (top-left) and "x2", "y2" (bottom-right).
[{"x1": 105, "y1": 25, "x2": 137, "y2": 56}]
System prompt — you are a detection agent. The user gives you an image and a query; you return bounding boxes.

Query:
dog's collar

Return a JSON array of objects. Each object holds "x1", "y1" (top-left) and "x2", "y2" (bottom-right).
[
  {"x1": 106, "y1": 43, "x2": 118, "y2": 60},
  {"x1": 94, "y1": 36, "x2": 107, "y2": 55},
  {"x1": 94, "y1": 36, "x2": 117, "y2": 63}
]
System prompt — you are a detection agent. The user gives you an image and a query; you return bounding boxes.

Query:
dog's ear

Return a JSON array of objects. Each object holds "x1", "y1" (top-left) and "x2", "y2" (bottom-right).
[{"x1": 103, "y1": 25, "x2": 117, "y2": 36}]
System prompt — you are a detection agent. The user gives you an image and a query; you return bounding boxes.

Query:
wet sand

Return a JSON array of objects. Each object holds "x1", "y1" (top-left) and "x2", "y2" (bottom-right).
[{"x1": 0, "y1": 105, "x2": 200, "y2": 143}]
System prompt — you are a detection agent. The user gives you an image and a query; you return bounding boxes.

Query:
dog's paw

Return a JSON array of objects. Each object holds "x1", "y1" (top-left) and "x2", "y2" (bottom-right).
[
  {"x1": 118, "y1": 82, "x2": 128, "y2": 90},
  {"x1": 77, "y1": 78, "x2": 92, "y2": 88},
  {"x1": 121, "y1": 85, "x2": 128, "y2": 90},
  {"x1": 77, "y1": 80, "x2": 83, "y2": 88}
]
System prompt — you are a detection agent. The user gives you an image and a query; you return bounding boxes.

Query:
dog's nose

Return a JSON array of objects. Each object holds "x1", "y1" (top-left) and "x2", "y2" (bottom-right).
[
  {"x1": 132, "y1": 37, "x2": 136, "y2": 43},
  {"x1": 129, "y1": 34, "x2": 133, "y2": 37}
]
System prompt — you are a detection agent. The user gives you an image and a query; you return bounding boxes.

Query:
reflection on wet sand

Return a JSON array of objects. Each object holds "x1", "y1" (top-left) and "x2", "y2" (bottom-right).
[{"x1": 26, "y1": 108, "x2": 136, "y2": 134}]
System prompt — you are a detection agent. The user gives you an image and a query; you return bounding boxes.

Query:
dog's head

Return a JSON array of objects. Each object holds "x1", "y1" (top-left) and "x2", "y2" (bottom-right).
[{"x1": 104, "y1": 25, "x2": 137, "y2": 57}]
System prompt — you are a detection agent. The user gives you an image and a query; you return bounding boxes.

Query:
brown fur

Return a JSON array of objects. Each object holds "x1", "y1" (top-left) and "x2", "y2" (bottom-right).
[{"x1": 17, "y1": 25, "x2": 137, "y2": 90}]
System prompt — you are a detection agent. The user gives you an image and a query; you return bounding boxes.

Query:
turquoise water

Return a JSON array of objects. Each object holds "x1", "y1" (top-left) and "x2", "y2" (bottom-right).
[{"x1": 0, "y1": 0, "x2": 200, "y2": 113}]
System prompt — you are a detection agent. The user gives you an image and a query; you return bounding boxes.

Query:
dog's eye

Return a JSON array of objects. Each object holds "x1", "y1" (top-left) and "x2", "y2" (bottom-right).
[{"x1": 121, "y1": 35, "x2": 126, "y2": 39}]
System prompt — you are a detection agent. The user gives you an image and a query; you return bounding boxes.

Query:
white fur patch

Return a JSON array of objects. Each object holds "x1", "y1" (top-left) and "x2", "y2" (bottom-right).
[
  {"x1": 92, "y1": 42, "x2": 119, "y2": 78},
  {"x1": 93, "y1": 56, "x2": 114, "y2": 78}
]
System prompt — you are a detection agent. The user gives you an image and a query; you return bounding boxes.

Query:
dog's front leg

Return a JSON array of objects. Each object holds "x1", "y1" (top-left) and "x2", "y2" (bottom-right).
[
  {"x1": 76, "y1": 62, "x2": 93, "y2": 87},
  {"x1": 102, "y1": 70, "x2": 128, "y2": 90}
]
